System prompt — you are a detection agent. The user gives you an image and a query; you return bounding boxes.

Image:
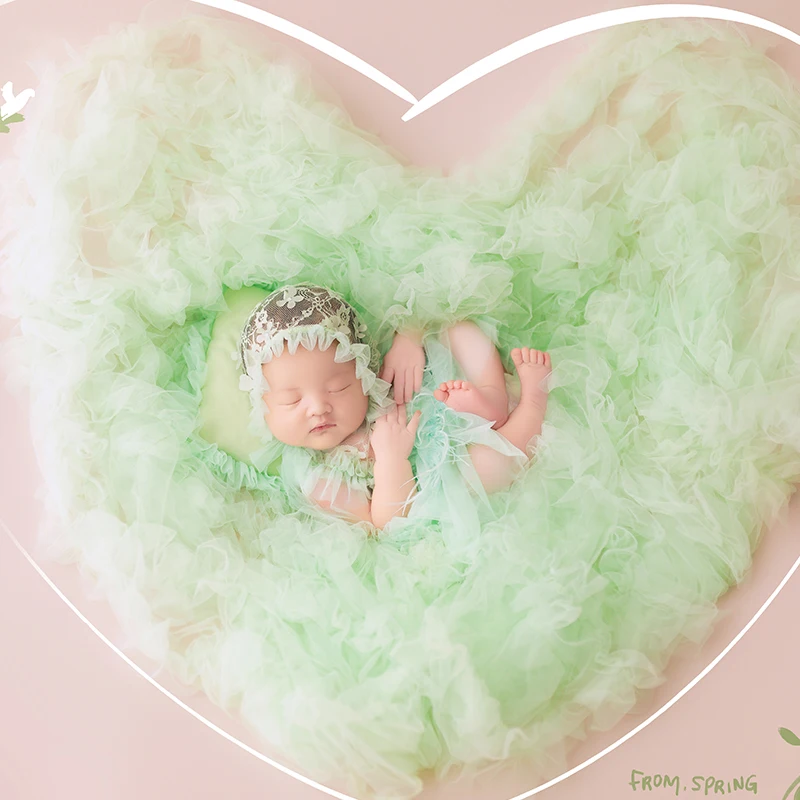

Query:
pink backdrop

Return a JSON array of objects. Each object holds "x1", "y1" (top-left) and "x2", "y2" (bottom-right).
[{"x1": 2, "y1": 1, "x2": 800, "y2": 798}]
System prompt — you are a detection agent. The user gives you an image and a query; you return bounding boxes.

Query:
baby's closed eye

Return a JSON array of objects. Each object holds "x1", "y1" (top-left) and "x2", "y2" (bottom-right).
[{"x1": 277, "y1": 383, "x2": 350, "y2": 405}]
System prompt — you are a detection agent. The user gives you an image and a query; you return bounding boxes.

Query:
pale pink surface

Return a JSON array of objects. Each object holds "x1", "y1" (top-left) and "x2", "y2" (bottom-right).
[{"x1": 1, "y1": 1, "x2": 800, "y2": 799}]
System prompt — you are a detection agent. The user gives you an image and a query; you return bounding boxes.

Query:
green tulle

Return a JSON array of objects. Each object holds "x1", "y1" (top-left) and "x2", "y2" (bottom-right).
[{"x1": 1, "y1": 14, "x2": 799, "y2": 799}]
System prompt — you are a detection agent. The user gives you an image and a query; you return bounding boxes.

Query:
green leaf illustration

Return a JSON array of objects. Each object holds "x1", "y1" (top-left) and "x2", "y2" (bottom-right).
[
  {"x1": 0, "y1": 112, "x2": 25, "y2": 133},
  {"x1": 780, "y1": 727, "x2": 800, "y2": 746}
]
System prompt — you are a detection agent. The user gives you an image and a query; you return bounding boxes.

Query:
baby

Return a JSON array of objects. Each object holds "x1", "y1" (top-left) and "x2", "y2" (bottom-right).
[{"x1": 239, "y1": 285, "x2": 551, "y2": 530}]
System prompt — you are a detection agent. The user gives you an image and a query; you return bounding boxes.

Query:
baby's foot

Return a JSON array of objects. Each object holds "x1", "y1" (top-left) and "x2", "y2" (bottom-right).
[
  {"x1": 511, "y1": 348, "x2": 551, "y2": 411},
  {"x1": 434, "y1": 380, "x2": 509, "y2": 427}
]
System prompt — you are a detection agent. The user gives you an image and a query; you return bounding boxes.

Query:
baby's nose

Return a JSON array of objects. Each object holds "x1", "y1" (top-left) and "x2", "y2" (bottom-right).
[{"x1": 306, "y1": 393, "x2": 333, "y2": 415}]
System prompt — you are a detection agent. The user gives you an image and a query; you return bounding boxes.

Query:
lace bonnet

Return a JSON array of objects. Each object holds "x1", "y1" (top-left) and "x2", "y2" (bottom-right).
[{"x1": 237, "y1": 284, "x2": 393, "y2": 444}]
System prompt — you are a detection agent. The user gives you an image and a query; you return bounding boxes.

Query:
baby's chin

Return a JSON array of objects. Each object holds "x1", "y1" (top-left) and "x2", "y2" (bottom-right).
[{"x1": 270, "y1": 423, "x2": 357, "y2": 451}]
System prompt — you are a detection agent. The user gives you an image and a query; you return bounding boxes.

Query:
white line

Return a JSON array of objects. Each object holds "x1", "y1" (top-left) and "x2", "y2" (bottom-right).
[
  {"x1": 3, "y1": 1, "x2": 800, "y2": 796},
  {"x1": 187, "y1": 0, "x2": 418, "y2": 105},
  {"x1": 507, "y1": 546, "x2": 800, "y2": 800},
  {"x1": 0, "y1": 517, "x2": 359, "y2": 800},
  {"x1": 3, "y1": 509, "x2": 799, "y2": 800},
  {"x1": 403, "y1": 5, "x2": 800, "y2": 120}
]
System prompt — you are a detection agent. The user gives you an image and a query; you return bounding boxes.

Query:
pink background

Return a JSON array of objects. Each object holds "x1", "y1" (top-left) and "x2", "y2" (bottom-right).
[{"x1": 2, "y1": 1, "x2": 800, "y2": 798}]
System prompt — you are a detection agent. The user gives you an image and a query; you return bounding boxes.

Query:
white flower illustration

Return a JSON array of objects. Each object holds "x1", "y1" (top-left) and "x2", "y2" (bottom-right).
[{"x1": 1, "y1": 81, "x2": 34, "y2": 120}]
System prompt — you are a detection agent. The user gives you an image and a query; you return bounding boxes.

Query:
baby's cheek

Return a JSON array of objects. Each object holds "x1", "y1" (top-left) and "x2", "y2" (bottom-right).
[{"x1": 263, "y1": 406, "x2": 286, "y2": 438}]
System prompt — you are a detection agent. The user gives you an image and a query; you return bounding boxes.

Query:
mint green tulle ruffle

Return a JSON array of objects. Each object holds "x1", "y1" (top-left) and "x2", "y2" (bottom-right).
[{"x1": 1, "y1": 15, "x2": 800, "y2": 800}]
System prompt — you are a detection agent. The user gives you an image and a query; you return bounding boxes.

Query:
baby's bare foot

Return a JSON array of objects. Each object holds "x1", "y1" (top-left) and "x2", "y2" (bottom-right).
[
  {"x1": 511, "y1": 348, "x2": 551, "y2": 411},
  {"x1": 434, "y1": 379, "x2": 509, "y2": 427}
]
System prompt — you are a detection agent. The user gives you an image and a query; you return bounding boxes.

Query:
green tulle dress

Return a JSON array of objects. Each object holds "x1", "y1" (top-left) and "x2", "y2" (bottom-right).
[
  {"x1": 296, "y1": 429, "x2": 376, "y2": 500},
  {"x1": 1, "y1": 14, "x2": 800, "y2": 800}
]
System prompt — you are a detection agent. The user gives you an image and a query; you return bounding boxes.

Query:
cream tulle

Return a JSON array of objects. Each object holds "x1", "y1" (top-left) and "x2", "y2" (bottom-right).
[{"x1": 1, "y1": 15, "x2": 799, "y2": 799}]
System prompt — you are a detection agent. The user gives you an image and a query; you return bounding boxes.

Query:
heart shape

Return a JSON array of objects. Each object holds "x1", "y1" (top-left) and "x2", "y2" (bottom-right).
[
  {"x1": 187, "y1": 0, "x2": 800, "y2": 122},
  {"x1": 1, "y1": 13, "x2": 800, "y2": 800}
]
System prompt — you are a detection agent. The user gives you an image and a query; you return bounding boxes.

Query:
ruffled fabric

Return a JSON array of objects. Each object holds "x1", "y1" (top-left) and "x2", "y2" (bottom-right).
[
  {"x1": 305, "y1": 433, "x2": 375, "y2": 494},
  {"x1": 279, "y1": 428, "x2": 376, "y2": 522},
  {"x1": 1, "y1": 14, "x2": 799, "y2": 800}
]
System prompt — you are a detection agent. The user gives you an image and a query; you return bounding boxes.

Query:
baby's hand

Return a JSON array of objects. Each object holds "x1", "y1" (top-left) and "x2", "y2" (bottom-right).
[
  {"x1": 380, "y1": 332, "x2": 425, "y2": 404},
  {"x1": 371, "y1": 404, "x2": 422, "y2": 463}
]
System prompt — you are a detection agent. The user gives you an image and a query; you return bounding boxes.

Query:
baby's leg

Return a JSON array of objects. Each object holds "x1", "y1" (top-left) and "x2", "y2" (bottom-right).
[
  {"x1": 434, "y1": 321, "x2": 510, "y2": 428},
  {"x1": 466, "y1": 348, "x2": 551, "y2": 494}
]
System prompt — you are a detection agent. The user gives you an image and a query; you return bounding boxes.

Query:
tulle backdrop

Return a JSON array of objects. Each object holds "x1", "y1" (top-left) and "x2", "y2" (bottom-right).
[{"x1": 1, "y1": 1, "x2": 800, "y2": 800}]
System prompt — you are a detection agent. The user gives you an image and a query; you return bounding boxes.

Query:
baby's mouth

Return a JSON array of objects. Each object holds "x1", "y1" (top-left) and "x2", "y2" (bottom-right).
[{"x1": 310, "y1": 423, "x2": 335, "y2": 433}]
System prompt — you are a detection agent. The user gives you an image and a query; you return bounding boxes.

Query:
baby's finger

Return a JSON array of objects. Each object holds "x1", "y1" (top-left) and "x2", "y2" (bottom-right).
[
  {"x1": 414, "y1": 365, "x2": 423, "y2": 393},
  {"x1": 394, "y1": 373, "x2": 406, "y2": 404},
  {"x1": 381, "y1": 366, "x2": 395, "y2": 385},
  {"x1": 407, "y1": 409, "x2": 422, "y2": 435},
  {"x1": 404, "y1": 369, "x2": 415, "y2": 402}
]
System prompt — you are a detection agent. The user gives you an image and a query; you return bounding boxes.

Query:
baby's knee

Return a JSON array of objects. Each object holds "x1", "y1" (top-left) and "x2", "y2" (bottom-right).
[{"x1": 438, "y1": 320, "x2": 488, "y2": 350}]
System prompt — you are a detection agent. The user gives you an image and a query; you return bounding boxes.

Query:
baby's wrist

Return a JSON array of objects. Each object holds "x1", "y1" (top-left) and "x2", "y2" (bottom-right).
[
  {"x1": 373, "y1": 454, "x2": 411, "y2": 474},
  {"x1": 397, "y1": 328, "x2": 424, "y2": 346}
]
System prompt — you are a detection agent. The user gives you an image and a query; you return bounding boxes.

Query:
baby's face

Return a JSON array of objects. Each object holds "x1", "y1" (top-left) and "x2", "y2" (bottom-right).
[{"x1": 261, "y1": 344, "x2": 369, "y2": 450}]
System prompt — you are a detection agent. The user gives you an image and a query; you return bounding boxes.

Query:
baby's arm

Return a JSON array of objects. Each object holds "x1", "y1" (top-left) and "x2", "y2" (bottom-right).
[
  {"x1": 309, "y1": 479, "x2": 373, "y2": 524},
  {"x1": 309, "y1": 471, "x2": 414, "y2": 530},
  {"x1": 370, "y1": 456, "x2": 417, "y2": 529},
  {"x1": 397, "y1": 327, "x2": 424, "y2": 345}
]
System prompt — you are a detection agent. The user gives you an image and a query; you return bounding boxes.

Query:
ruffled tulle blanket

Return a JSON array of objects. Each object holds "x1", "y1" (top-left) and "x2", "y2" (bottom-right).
[{"x1": 1, "y1": 14, "x2": 800, "y2": 799}]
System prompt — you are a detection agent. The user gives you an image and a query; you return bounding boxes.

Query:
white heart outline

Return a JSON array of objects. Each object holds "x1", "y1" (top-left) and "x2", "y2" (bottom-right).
[
  {"x1": 188, "y1": 0, "x2": 800, "y2": 122},
  {"x1": 1, "y1": 2, "x2": 800, "y2": 799},
  {"x1": 5, "y1": 514, "x2": 800, "y2": 800}
]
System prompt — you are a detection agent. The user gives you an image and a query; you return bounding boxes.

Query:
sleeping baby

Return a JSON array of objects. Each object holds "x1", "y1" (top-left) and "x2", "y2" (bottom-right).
[{"x1": 237, "y1": 284, "x2": 551, "y2": 530}]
